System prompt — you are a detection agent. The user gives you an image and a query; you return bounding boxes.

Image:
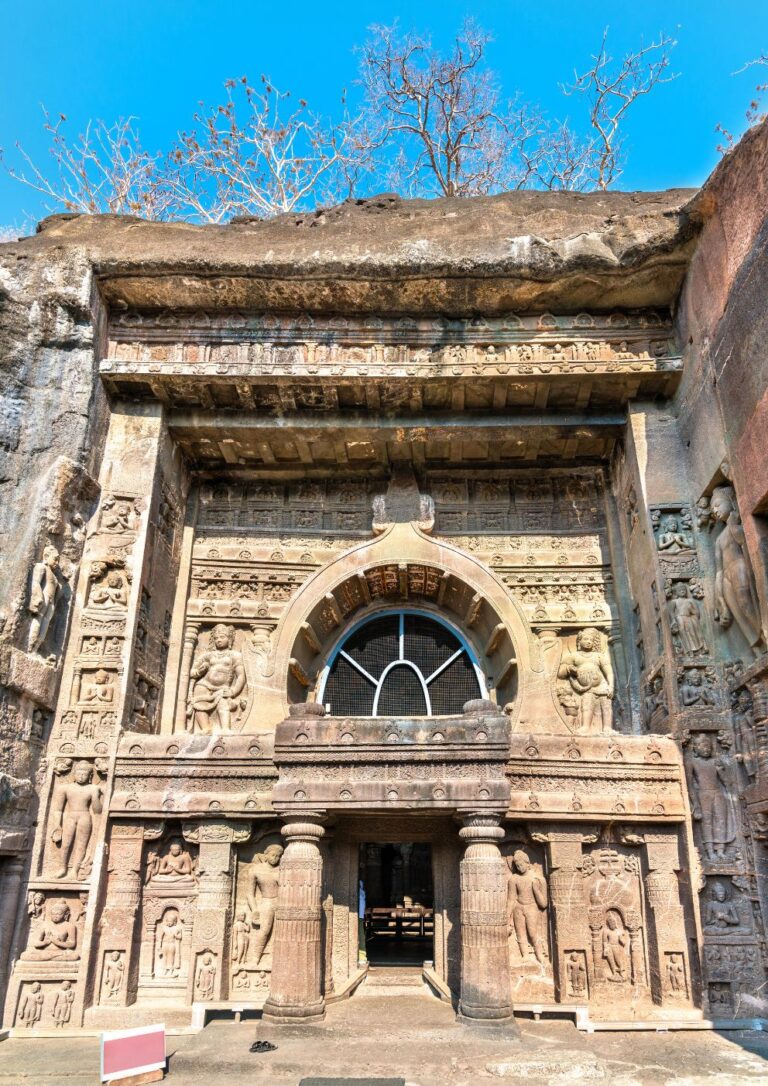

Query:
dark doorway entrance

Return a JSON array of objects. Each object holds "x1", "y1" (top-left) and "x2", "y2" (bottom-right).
[{"x1": 360, "y1": 843, "x2": 434, "y2": 966}]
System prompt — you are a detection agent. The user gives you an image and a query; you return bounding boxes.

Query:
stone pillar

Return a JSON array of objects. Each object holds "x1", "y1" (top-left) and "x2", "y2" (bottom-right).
[
  {"x1": 93, "y1": 822, "x2": 145, "y2": 1008},
  {"x1": 457, "y1": 813, "x2": 515, "y2": 1027},
  {"x1": 185, "y1": 821, "x2": 250, "y2": 1005},
  {"x1": 644, "y1": 832, "x2": 694, "y2": 1005},
  {"x1": 263, "y1": 815, "x2": 325, "y2": 1023}
]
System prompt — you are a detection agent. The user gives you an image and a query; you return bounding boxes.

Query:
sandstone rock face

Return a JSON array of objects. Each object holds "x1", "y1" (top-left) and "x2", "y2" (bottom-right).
[{"x1": 0, "y1": 122, "x2": 767, "y2": 1033}]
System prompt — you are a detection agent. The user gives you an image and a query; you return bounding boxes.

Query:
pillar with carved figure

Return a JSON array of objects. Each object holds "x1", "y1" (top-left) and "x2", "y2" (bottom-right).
[
  {"x1": 263, "y1": 814, "x2": 325, "y2": 1023},
  {"x1": 94, "y1": 822, "x2": 145, "y2": 1009},
  {"x1": 457, "y1": 812, "x2": 515, "y2": 1028}
]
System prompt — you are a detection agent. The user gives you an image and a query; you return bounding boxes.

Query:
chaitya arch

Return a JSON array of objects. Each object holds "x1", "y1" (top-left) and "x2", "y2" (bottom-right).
[{"x1": 265, "y1": 521, "x2": 535, "y2": 721}]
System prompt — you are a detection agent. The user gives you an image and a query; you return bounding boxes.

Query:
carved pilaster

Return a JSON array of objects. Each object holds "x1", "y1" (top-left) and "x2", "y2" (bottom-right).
[
  {"x1": 643, "y1": 832, "x2": 694, "y2": 1005},
  {"x1": 263, "y1": 815, "x2": 325, "y2": 1023},
  {"x1": 457, "y1": 813, "x2": 514, "y2": 1027},
  {"x1": 175, "y1": 623, "x2": 200, "y2": 734},
  {"x1": 183, "y1": 821, "x2": 249, "y2": 1005},
  {"x1": 94, "y1": 822, "x2": 145, "y2": 1007},
  {"x1": 532, "y1": 829, "x2": 588, "y2": 1001}
]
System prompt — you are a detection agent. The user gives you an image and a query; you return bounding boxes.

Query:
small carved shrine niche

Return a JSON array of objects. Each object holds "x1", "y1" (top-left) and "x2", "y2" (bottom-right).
[
  {"x1": 231, "y1": 825, "x2": 284, "y2": 997},
  {"x1": 582, "y1": 846, "x2": 649, "y2": 996},
  {"x1": 136, "y1": 829, "x2": 199, "y2": 997}
]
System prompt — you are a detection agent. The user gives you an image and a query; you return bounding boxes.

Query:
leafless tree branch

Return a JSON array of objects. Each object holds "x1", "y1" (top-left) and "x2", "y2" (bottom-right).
[{"x1": 563, "y1": 28, "x2": 678, "y2": 190}]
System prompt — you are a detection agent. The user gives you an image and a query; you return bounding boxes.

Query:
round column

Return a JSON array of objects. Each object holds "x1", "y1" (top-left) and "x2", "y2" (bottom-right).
[
  {"x1": 457, "y1": 812, "x2": 515, "y2": 1028},
  {"x1": 263, "y1": 814, "x2": 326, "y2": 1023}
]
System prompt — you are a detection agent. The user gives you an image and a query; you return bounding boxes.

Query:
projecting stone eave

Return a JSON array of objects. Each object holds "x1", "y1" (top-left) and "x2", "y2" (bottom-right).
[{"x1": 2, "y1": 185, "x2": 702, "y2": 316}]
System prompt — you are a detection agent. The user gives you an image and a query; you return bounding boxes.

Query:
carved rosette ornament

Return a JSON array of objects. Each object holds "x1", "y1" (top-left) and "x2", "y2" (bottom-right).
[
  {"x1": 457, "y1": 813, "x2": 515, "y2": 1027},
  {"x1": 263, "y1": 815, "x2": 326, "y2": 1023}
]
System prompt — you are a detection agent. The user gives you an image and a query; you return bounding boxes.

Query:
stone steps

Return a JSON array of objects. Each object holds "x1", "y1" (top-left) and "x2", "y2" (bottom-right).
[{"x1": 364, "y1": 967, "x2": 426, "y2": 991}]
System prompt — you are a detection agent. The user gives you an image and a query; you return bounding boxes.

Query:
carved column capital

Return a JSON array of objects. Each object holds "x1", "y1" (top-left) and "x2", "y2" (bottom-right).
[
  {"x1": 458, "y1": 811, "x2": 504, "y2": 847},
  {"x1": 280, "y1": 814, "x2": 326, "y2": 847}
]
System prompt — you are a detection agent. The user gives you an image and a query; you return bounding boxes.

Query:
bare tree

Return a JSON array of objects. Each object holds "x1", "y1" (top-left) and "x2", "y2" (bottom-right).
[
  {"x1": 1, "y1": 110, "x2": 172, "y2": 218},
  {"x1": 358, "y1": 21, "x2": 546, "y2": 197},
  {"x1": 3, "y1": 26, "x2": 682, "y2": 224},
  {"x1": 564, "y1": 29, "x2": 678, "y2": 190},
  {"x1": 164, "y1": 77, "x2": 370, "y2": 221},
  {"x1": 716, "y1": 54, "x2": 768, "y2": 153}
]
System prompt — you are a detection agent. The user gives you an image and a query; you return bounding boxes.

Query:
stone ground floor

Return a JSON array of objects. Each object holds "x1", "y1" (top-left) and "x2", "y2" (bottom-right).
[{"x1": 1, "y1": 985, "x2": 767, "y2": 1085}]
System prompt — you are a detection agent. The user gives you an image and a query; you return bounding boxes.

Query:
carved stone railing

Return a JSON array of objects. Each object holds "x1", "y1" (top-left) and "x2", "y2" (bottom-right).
[{"x1": 271, "y1": 699, "x2": 510, "y2": 813}]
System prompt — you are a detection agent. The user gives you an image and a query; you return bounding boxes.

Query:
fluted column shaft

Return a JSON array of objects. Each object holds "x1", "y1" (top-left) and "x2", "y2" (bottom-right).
[
  {"x1": 263, "y1": 815, "x2": 325, "y2": 1022},
  {"x1": 458, "y1": 813, "x2": 514, "y2": 1025}
]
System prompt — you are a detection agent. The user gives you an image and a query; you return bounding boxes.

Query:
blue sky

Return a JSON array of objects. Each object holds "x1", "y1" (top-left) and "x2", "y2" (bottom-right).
[{"x1": 1, "y1": 1, "x2": 766, "y2": 227}]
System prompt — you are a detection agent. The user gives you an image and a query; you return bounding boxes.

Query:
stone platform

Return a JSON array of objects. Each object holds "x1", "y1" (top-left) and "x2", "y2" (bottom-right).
[{"x1": 2, "y1": 988, "x2": 768, "y2": 1085}]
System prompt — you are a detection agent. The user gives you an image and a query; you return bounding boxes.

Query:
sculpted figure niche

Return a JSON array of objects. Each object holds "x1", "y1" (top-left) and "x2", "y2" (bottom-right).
[
  {"x1": 49, "y1": 761, "x2": 103, "y2": 879},
  {"x1": 155, "y1": 907, "x2": 183, "y2": 979},
  {"x1": 186, "y1": 624, "x2": 248, "y2": 734},
  {"x1": 656, "y1": 515, "x2": 694, "y2": 553},
  {"x1": 506, "y1": 849, "x2": 548, "y2": 963},
  {"x1": 27, "y1": 543, "x2": 61, "y2": 655},
  {"x1": 146, "y1": 839, "x2": 197, "y2": 885},
  {"x1": 557, "y1": 628, "x2": 614, "y2": 731},
  {"x1": 710, "y1": 485, "x2": 765, "y2": 653},
  {"x1": 704, "y1": 880, "x2": 742, "y2": 931},
  {"x1": 19, "y1": 982, "x2": 44, "y2": 1028},
  {"x1": 21, "y1": 900, "x2": 79, "y2": 961},
  {"x1": 667, "y1": 583, "x2": 706, "y2": 655},
  {"x1": 247, "y1": 844, "x2": 284, "y2": 965},
  {"x1": 685, "y1": 733, "x2": 737, "y2": 863},
  {"x1": 52, "y1": 981, "x2": 74, "y2": 1027}
]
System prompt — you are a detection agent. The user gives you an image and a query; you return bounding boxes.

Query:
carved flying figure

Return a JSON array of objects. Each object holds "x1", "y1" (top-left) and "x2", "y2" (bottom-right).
[
  {"x1": 247, "y1": 844, "x2": 284, "y2": 965},
  {"x1": 711, "y1": 486, "x2": 765, "y2": 654},
  {"x1": 186, "y1": 624, "x2": 248, "y2": 733},
  {"x1": 557, "y1": 628, "x2": 614, "y2": 731},
  {"x1": 27, "y1": 543, "x2": 61, "y2": 655},
  {"x1": 686, "y1": 734, "x2": 737, "y2": 862},
  {"x1": 506, "y1": 849, "x2": 548, "y2": 963},
  {"x1": 49, "y1": 761, "x2": 103, "y2": 880}
]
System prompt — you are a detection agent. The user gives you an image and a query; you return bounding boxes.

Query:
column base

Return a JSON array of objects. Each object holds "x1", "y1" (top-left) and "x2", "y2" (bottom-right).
[
  {"x1": 262, "y1": 998, "x2": 326, "y2": 1025},
  {"x1": 456, "y1": 1006, "x2": 519, "y2": 1036}
]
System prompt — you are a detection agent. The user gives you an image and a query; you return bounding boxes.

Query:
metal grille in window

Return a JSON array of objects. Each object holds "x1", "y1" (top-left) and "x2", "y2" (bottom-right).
[{"x1": 321, "y1": 611, "x2": 483, "y2": 716}]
